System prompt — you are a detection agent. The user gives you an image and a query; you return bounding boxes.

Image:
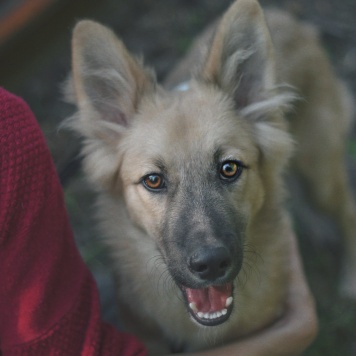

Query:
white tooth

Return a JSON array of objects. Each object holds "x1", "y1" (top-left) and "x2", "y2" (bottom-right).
[
  {"x1": 204, "y1": 313, "x2": 210, "y2": 319},
  {"x1": 211, "y1": 313, "x2": 217, "y2": 319},
  {"x1": 216, "y1": 311, "x2": 222, "y2": 318},
  {"x1": 197, "y1": 312, "x2": 204, "y2": 318},
  {"x1": 222, "y1": 308, "x2": 227, "y2": 315},
  {"x1": 189, "y1": 302, "x2": 198, "y2": 313},
  {"x1": 225, "y1": 297, "x2": 233, "y2": 307}
]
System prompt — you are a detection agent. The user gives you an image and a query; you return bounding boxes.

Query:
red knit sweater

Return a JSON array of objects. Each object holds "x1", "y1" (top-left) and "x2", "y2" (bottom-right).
[{"x1": 0, "y1": 88, "x2": 147, "y2": 355}]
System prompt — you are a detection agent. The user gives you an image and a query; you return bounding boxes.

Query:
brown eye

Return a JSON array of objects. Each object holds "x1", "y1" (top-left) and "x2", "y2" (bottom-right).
[
  {"x1": 220, "y1": 161, "x2": 243, "y2": 181},
  {"x1": 142, "y1": 174, "x2": 165, "y2": 191}
]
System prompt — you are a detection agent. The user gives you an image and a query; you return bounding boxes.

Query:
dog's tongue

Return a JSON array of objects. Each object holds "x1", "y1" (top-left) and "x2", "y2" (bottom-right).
[{"x1": 185, "y1": 284, "x2": 232, "y2": 313}]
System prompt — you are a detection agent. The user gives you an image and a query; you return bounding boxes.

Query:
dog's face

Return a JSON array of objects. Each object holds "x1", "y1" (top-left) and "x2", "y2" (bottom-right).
[
  {"x1": 69, "y1": 0, "x2": 293, "y2": 327},
  {"x1": 119, "y1": 85, "x2": 263, "y2": 325}
]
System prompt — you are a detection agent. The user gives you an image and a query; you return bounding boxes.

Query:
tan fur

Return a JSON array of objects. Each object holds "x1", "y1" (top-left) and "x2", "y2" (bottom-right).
[{"x1": 66, "y1": 0, "x2": 355, "y2": 353}]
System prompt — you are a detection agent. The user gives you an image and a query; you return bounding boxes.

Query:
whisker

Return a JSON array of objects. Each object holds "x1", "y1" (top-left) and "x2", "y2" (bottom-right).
[
  {"x1": 145, "y1": 253, "x2": 181, "y2": 302},
  {"x1": 237, "y1": 243, "x2": 263, "y2": 289}
]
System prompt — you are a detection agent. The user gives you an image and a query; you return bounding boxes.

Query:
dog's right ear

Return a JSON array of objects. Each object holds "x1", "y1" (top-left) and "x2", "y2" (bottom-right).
[{"x1": 70, "y1": 20, "x2": 155, "y2": 140}]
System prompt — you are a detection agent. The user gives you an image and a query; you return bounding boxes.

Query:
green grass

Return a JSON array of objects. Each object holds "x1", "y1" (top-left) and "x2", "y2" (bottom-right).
[
  {"x1": 299, "y1": 235, "x2": 356, "y2": 355},
  {"x1": 347, "y1": 139, "x2": 356, "y2": 159}
]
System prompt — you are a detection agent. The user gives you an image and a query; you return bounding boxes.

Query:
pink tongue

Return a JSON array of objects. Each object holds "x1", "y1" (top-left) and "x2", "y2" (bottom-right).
[{"x1": 185, "y1": 284, "x2": 232, "y2": 313}]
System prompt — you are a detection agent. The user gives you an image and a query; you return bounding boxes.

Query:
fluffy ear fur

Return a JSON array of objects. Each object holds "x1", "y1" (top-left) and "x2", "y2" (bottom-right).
[
  {"x1": 70, "y1": 20, "x2": 156, "y2": 140},
  {"x1": 202, "y1": 0, "x2": 294, "y2": 169},
  {"x1": 201, "y1": 0, "x2": 276, "y2": 110},
  {"x1": 67, "y1": 20, "x2": 155, "y2": 189}
]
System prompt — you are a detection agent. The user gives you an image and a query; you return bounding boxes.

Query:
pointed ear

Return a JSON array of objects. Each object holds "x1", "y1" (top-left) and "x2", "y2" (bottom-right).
[
  {"x1": 201, "y1": 0, "x2": 275, "y2": 109},
  {"x1": 71, "y1": 20, "x2": 155, "y2": 137}
]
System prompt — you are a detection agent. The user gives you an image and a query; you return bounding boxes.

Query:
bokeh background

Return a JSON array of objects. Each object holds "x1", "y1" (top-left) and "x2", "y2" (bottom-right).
[{"x1": 1, "y1": 0, "x2": 356, "y2": 354}]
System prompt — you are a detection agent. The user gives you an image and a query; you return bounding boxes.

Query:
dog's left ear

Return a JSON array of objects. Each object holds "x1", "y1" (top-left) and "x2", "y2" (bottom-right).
[
  {"x1": 201, "y1": 0, "x2": 275, "y2": 110},
  {"x1": 202, "y1": 0, "x2": 293, "y2": 169}
]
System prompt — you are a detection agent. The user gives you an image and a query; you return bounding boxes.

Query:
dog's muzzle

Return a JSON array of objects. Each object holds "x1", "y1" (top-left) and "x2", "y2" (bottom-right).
[{"x1": 179, "y1": 246, "x2": 235, "y2": 326}]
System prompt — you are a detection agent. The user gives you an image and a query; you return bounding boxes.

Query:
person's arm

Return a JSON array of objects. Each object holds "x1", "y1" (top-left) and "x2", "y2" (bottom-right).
[
  {"x1": 0, "y1": 88, "x2": 147, "y2": 355},
  {"x1": 184, "y1": 231, "x2": 318, "y2": 356}
]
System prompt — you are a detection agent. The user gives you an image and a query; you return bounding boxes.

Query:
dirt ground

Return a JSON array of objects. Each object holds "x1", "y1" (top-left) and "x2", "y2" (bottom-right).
[{"x1": 2, "y1": 0, "x2": 356, "y2": 354}]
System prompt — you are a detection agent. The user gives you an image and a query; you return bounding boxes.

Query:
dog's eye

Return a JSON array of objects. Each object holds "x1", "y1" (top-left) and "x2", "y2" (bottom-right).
[
  {"x1": 142, "y1": 174, "x2": 165, "y2": 191},
  {"x1": 220, "y1": 161, "x2": 243, "y2": 181}
]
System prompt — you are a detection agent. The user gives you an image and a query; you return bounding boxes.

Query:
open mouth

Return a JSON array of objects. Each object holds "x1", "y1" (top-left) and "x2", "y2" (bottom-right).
[{"x1": 181, "y1": 283, "x2": 234, "y2": 326}]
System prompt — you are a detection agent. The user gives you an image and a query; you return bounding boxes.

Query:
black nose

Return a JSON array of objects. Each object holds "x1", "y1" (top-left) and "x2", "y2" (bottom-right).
[{"x1": 189, "y1": 247, "x2": 232, "y2": 281}]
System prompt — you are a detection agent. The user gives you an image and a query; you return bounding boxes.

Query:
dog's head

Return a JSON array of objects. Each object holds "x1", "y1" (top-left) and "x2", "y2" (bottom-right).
[{"x1": 68, "y1": 0, "x2": 293, "y2": 327}]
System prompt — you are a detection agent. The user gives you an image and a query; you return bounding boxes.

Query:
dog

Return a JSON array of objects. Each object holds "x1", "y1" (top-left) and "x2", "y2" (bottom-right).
[{"x1": 65, "y1": 0, "x2": 356, "y2": 353}]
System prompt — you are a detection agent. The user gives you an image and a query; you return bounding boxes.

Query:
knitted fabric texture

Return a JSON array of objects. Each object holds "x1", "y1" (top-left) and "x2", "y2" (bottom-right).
[{"x1": 0, "y1": 88, "x2": 147, "y2": 356}]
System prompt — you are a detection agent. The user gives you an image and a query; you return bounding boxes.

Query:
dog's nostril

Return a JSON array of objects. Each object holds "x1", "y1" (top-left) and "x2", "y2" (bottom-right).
[
  {"x1": 220, "y1": 260, "x2": 229, "y2": 270},
  {"x1": 195, "y1": 263, "x2": 208, "y2": 273},
  {"x1": 189, "y1": 247, "x2": 231, "y2": 281}
]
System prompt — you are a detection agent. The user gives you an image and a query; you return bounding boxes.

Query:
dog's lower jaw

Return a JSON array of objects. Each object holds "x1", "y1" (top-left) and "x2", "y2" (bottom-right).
[{"x1": 180, "y1": 283, "x2": 234, "y2": 327}]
